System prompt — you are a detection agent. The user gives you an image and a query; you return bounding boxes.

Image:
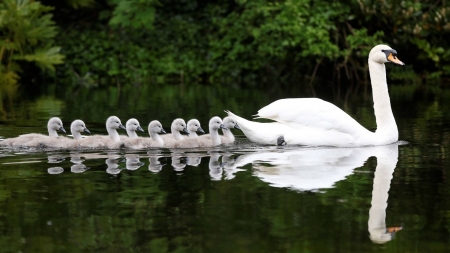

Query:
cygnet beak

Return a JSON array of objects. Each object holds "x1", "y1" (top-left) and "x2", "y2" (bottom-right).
[
  {"x1": 234, "y1": 123, "x2": 241, "y2": 130},
  {"x1": 84, "y1": 128, "x2": 91, "y2": 134},
  {"x1": 182, "y1": 127, "x2": 190, "y2": 135},
  {"x1": 137, "y1": 126, "x2": 145, "y2": 132},
  {"x1": 119, "y1": 124, "x2": 126, "y2": 130},
  {"x1": 197, "y1": 127, "x2": 205, "y2": 134},
  {"x1": 160, "y1": 128, "x2": 167, "y2": 134},
  {"x1": 59, "y1": 127, "x2": 66, "y2": 133},
  {"x1": 220, "y1": 124, "x2": 228, "y2": 130}
]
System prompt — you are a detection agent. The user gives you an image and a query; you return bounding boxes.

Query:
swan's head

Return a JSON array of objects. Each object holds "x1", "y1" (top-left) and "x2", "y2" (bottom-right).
[
  {"x1": 369, "y1": 44, "x2": 404, "y2": 65},
  {"x1": 48, "y1": 117, "x2": 66, "y2": 133},
  {"x1": 223, "y1": 116, "x2": 241, "y2": 130},
  {"x1": 187, "y1": 119, "x2": 205, "y2": 134},
  {"x1": 70, "y1": 119, "x2": 91, "y2": 134},
  {"x1": 126, "y1": 118, "x2": 144, "y2": 133},
  {"x1": 148, "y1": 120, "x2": 167, "y2": 136},
  {"x1": 106, "y1": 116, "x2": 126, "y2": 130},
  {"x1": 171, "y1": 118, "x2": 189, "y2": 135},
  {"x1": 209, "y1": 116, "x2": 227, "y2": 131}
]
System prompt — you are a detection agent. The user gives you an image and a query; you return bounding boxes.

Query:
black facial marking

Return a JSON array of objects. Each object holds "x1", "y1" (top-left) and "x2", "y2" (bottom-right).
[{"x1": 381, "y1": 49, "x2": 398, "y2": 59}]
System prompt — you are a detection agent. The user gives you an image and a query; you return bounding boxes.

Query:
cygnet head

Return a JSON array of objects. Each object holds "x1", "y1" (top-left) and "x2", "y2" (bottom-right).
[
  {"x1": 70, "y1": 119, "x2": 91, "y2": 140},
  {"x1": 126, "y1": 118, "x2": 144, "y2": 137},
  {"x1": 222, "y1": 116, "x2": 241, "y2": 130},
  {"x1": 126, "y1": 118, "x2": 144, "y2": 132},
  {"x1": 369, "y1": 45, "x2": 404, "y2": 66},
  {"x1": 48, "y1": 117, "x2": 66, "y2": 136},
  {"x1": 171, "y1": 118, "x2": 189, "y2": 135},
  {"x1": 209, "y1": 116, "x2": 227, "y2": 131},
  {"x1": 106, "y1": 116, "x2": 126, "y2": 131},
  {"x1": 148, "y1": 120, "x2": 167, "y2": 136},
  {"x1": 187, "y1": 119, "x2": 205, "y2": 134}
]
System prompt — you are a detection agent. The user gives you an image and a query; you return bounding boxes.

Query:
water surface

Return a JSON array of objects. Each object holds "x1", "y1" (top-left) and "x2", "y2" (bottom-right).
[{"x1": 0, "y1": 83, "x2": 449, "y2": 252}]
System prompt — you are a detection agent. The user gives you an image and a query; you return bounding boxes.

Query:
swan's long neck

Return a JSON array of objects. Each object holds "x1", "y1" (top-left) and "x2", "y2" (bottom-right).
[
  {"x1": 222, "y1": 129, "x2": 235, "y2": 142},
  {"x1": 368, "y1": 145, "x2": 398, "y2": 243},
  {"x1": 369, "y1": 61, "x2": 398, "y2": 141},
  {"x1": 107, "y1": 128, "x2": 121, "y2": 142},
  {"x1": 210, "y1": 127, "x2": 221, "y2": 145},
  {"x1": 72, "y1": 131, "x2": 82, "y2": 140},
  {"x1": 171, "y1": 126, "x2": 184, "y2": 140},
  {"x1": 189, "y1": 131, "x2": 198, "y2": 138},
  {"x1": 151, "y1": 132, "x2": 164, "y2": 146},
  {"x1": 48, "y1": 127, "x2": 58, "y2": 137},
  {"x1": 127, "y1": 129, "x2": 138, "y2": 138}
]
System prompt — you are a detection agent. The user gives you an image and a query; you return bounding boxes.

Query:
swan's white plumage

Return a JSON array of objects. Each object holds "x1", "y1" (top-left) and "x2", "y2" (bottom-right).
[{"x1": 227, "y1": 44, "x2": 404, "y2": 147}]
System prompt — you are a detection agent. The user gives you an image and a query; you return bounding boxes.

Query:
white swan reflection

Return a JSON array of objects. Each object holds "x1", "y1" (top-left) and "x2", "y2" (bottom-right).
[{"x1": 231, "y1": 143, "x2": 401, "y2": 243}]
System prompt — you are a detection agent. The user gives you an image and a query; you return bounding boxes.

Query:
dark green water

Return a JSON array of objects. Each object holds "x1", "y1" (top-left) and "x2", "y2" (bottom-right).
[{"x1": 0, "y1": 82, "x2": 450, "y2": 252}]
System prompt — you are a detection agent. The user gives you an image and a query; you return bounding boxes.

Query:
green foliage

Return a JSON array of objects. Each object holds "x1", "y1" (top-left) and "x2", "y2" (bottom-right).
[
  {"x1": 3, "y1": 0, "x2": 450, "y2": 87},
  {"x1": 108, "y1": 0, "x2": 158, "y2": 29},
  {"x1": 0, "y1": 0, "x2": 64, "y2": 86}
]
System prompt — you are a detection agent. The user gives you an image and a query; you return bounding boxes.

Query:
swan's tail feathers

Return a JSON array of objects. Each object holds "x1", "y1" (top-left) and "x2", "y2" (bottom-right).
[{"x1": 225, "y1": 110, "x2": 278, "y2": 145}]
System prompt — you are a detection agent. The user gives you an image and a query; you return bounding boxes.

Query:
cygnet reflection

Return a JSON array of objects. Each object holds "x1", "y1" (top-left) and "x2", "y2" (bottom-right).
[
  {"x1": 125, "y1": 154, "x2": 145, "y2": 171},
  {"x1": 48, "y1": 154, "x2": 65, "y2": 163},
  {"x1": 70, "y1": 152, "x2": 85, "y2": 164},
  {"x1": 171, "y1": 151, "x2": 187, "y2": 171},
  {"x1": 208, "y1": 151, "x2": 223, "y2": 181},
  {"x1": 48, "y1": 167, "x2": 64, "y2": 174},
  {"x1": 70, "y1": 152, "x2": 89, "y2": 173},
  {"x1": 185, "y1": 152, "x2": 203, "y2": 167},
  {"x1": 106, "y1": 153, "x2": 122, "y2": 175},
  {"x1": 148, "y1": 155, "x2": 164, "y2": 173}
]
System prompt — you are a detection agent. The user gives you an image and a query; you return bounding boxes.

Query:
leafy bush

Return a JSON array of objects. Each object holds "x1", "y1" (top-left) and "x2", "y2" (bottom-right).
[{"x1": 0, "y1": 0, "x2": 64, "y2": 86}]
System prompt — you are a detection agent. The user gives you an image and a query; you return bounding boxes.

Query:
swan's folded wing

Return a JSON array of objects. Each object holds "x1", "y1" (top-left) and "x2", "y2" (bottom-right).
[{"x1": 256, "y1": 98, "x2": 373, "y2": 137}]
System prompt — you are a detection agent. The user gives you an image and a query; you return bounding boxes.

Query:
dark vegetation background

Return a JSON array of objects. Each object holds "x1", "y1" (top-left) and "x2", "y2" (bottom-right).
[{"x1": 0, "y1": 0, "x2": 449, "y2": 100}]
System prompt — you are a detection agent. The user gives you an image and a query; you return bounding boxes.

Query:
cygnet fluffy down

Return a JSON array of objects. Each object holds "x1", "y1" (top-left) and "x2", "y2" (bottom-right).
[
  {"x1": 74, "y1": 116, "x2": 125, "y2": 149},
  {"x1": 0, "y1": 117, "x2": 66, "y2": 148},
  {"x1": 220, "y1": 116, "x2": 241, "y2": 143},
  {"x1": 164, "y1": 116, "x2": 227, "y2": 148},
  {"x1": 121, "y1": 120, "x2": 167, "y2": 149},
  {"x1": 187, "y1": 119, "x2": 205, "y2": 138},
  {"x1": 125, "y1": 118, "x2": 144, "y2": 138}
]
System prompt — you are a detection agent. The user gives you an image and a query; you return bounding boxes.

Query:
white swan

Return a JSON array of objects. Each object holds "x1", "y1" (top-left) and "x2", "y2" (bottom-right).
[
  {"x1": 187, "y1": 119, "x2": 205, "y2": 137},
  {"x1": 220, "y1": 116, "x2": 241, "y2": 143},
  {"x1": 75, "y1": 116, "x2": 126, "y2": 149},
  {"x1": 227, "y1": 45, "x2": 405, "y2": 147},
  {"x1": 121, "y1": 120, "x2": 167, "y2": 149},
  {"x1": 125, "y1": 118, "x2": 144, "y2": 138},
  {"x1": 0, "y1": 117, "x2": 66, "y2": 147}
]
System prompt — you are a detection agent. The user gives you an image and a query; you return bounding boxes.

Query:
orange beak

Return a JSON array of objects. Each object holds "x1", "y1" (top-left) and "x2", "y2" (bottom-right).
[{"x1": 388, "y1": 53, "x2": 405, "y2": 65}]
